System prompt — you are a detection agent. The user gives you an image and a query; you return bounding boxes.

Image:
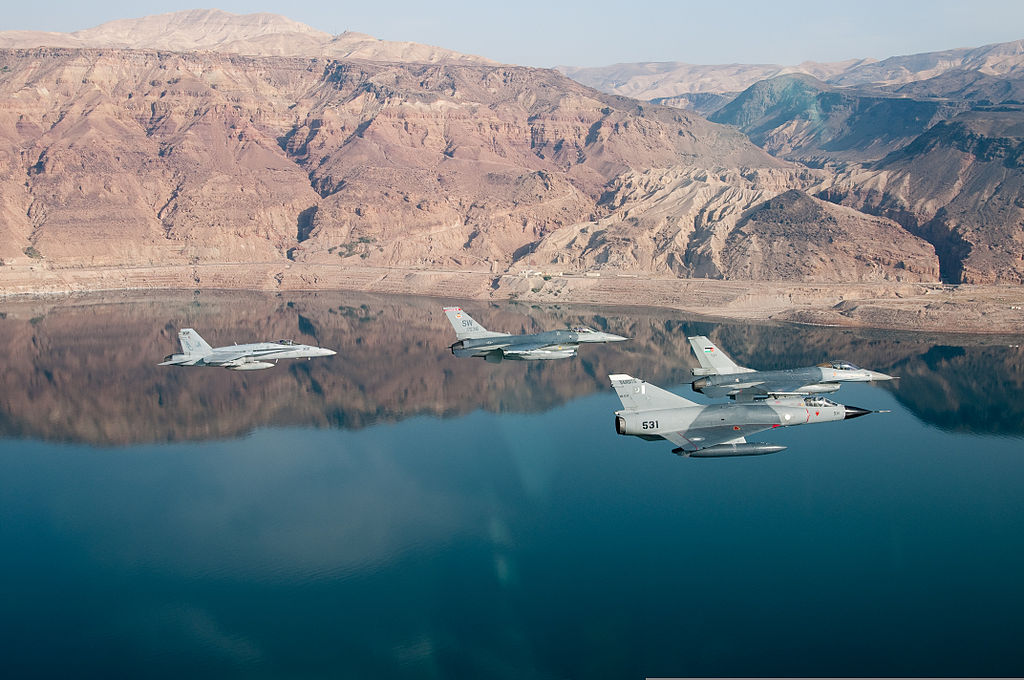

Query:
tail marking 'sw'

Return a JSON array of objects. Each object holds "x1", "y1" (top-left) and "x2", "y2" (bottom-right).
[{"x1": 443, "y1": 307, "x2": 505, "y2": 340}]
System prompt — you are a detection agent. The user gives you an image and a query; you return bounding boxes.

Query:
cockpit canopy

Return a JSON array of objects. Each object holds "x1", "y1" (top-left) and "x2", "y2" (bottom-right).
[
  {"x1": 817, "y1": 360, "x2": 860, "y2": 371},
  {"x1": 570, "y1": 326, "x2": 595, "y2": 333},
  {"x1": 274, "y1": 339, "x2": 296, "y2": 345},
  {"x1": 803, "y1": 396, "x2": 839, "y2": 407}
]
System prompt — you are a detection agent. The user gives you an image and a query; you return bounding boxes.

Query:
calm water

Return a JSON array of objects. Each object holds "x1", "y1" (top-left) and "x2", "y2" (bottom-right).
[{"x1": 1, "y1": 292, "x2": 1023, "y2": 678}]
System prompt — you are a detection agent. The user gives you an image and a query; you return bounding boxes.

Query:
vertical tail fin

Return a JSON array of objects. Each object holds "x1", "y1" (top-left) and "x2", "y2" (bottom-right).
[
  {"x1": 443, "y1": 307, "x2": 505, "y2": 340},
  {"x1": 609, "y1": 374, "x2": 698, "y2": 411},
  {"x1": 178, "y1": 328, "x2": 213, "y2": 356},
  {"x1": 687, "y1": 336, "x2": 753, "y2": 375}
]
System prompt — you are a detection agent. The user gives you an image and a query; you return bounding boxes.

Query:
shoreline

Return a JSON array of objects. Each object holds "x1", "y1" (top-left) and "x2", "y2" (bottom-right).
[{"x1": 1, "y1": 263, "x2": 1023, "y2": 334}]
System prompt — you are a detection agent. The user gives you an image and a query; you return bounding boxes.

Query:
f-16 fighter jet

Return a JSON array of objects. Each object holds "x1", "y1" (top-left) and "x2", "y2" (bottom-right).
[
  {"x1": 444, "y1": 307, "x2": 627, "y2": 362},
  {"x1": 159, "y1": 328, "x2": 336, "y2": 370},
  {"x1": 687, "y1": 335, "x2": 895, "y2": 401},
  {"x1": 610, "y1": 373, "x2": 880, "y2": 457}
]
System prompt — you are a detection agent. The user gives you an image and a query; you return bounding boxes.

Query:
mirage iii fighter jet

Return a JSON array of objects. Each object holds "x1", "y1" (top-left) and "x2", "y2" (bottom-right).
[
  {"x1": 159, "y1": 328, "x2": 336, "y2": 371},
  {"x1": 444, "y1": 307, "x2": 627, "y2": 362},
  {"x1": 687, "y1": 335, "x2": 895, "y2": 401},
  {"x1": 610, "y1": 374, "x2": 879, "y2": 457}
]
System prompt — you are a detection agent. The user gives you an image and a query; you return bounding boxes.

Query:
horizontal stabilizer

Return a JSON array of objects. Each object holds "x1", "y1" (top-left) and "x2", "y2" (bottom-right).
[{"x1": 609, "y1": 374, "x2": 698, "y2": 411}]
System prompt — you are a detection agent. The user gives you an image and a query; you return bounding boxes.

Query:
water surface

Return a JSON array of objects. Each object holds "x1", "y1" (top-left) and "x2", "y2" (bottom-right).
[{"x1": 1, "y1": 292, "x2": 1022, "y2": 677}]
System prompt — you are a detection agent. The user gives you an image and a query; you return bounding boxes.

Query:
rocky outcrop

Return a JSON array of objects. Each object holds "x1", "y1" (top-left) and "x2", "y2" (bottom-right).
[
  {"x1": 709, "y1": 74, "x2": 970, "y2": 163},
  {"x1": 818, "y1": 110, "x2": 1024, "y2": 283},
  {"x1": 719, "y1": 190, "x2": 938, "y2": 281},
  {"x1": 525, "y1": 168, "x2": 937, "y2": 282}
]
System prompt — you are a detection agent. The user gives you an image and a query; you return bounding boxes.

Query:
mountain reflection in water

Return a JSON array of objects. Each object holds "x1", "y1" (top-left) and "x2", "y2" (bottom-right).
[
  {"x1": 0, "y1": 290, "x2": 1022, "y2": 444},
  {"x1": 2, "y1": 291, "x2": 1024, "y2": 679}
]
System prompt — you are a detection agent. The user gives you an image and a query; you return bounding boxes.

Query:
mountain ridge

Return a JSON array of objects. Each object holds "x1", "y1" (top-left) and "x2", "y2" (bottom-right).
[
  {"x1": 0, "y1": 9, "x2": 496, "y2": 64},
  {"x1": 558, "y1": 39, "x2": 1024, "y2": 106},
  {"x1": 0, "y1": 12, "x2": 1022, "y2": 294}
]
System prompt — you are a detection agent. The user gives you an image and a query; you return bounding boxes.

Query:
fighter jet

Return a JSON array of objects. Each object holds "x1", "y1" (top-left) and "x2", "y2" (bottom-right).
[
  {"x1": 687, "y1": 335, "x2": 895, "y2": 401},
  {"x1": 444, "y1": 307, "x2": 627, "y2": 362},
  {"x1": 159, "y1": 328, "x2": 336, "y2": 370},
  {"x1": 610, "y1": 373, "x2": 880, "y2": 457}
]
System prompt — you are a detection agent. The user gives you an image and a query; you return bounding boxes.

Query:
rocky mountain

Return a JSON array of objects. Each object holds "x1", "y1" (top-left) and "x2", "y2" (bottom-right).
[
  {"x1": 560, "y1": 39, "x2": 1024, "y2": 110},
  {"x1": 707, "y1": 73, "x2": 973, "y2": 163},
  {"x1": 525, "y1": 168, "x2": 937, "y2": 282},
  {"x1": 0, "y1": 46, "x2": 801, "y2": 271},
  {"x1": 819, "y1": 109, "x2": 1024, "y2": 284},
  {"x1": 717, "y1": 190, "x2": 938, "y2": 281},
  {"x1": 0, "y1": 37, "x2": 946, "y2": 285},
  {"x1": 1, "y1": 12, "x2": 1020, "y2": 288},
  {"x1": 561, "y1": 38, "x2": 1024, "y2": 285},
  {"x1": 0, "y1": 9, "x2": 494, "y2": 63},
  {"x1": 557, "y1": 59, "x2": 871, "y2": 107},
  {"x1": 829, "y1": 40, "x2": 1024, "y2": 88}
]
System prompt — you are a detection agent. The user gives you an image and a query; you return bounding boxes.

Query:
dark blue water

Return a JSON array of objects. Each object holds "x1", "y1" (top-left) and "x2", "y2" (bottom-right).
[{"x1": 1, "y1": 292, "x2": 1022, "y2": 677}]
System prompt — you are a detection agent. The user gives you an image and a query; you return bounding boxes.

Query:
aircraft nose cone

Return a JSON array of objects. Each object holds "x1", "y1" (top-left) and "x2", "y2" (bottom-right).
[
  {"x1": 844, "y1": 405, "x2": 872, "y2": 420},
  {"x1": 319, "y1": 348, "x2": 337, "y2": 356},
  {"x1": 868, "y1": 370, "x2": 895, "y2": 381}
]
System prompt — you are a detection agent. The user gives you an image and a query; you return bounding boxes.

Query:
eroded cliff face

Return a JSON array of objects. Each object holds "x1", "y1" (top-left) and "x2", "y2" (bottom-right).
[
  {"x1": 819, "y1": 111, "x2": 1024, "y2": 284},
  {"x1": 525, "y1": 169, "x2": 938, "y2": 281},
  {"x1": 0, "y1": 48, "x2": 780, "y2": 271},
  {"x1": 0, "y1": 47, "x2": 945, "y2": 285},
  {"x1": 718, "y1": 190, "x2": 938, "y2": 282}
]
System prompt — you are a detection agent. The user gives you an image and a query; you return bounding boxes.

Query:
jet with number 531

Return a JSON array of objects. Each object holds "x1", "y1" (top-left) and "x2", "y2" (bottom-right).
[
  {"x1": 610, "y1": 373, "x2": 881, "y2": 457},
  {"x1": 444, "y1": 307, "x2": 627, "y2": 362},
  {"x1": 159, "y1": 328, "x2": 336, "y2": 370},
  {"x1": 687, "y1": 335, "x2": 895, "y2": 401}
]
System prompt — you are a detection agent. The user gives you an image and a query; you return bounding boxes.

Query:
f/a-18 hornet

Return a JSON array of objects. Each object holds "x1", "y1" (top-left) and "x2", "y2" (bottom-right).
[
  {"x1": 610, "y1": 374, "x2": 881, "y2": 457},
  {"x1": 687, "y1": 335, "x2": 895, "y2": 401},
  {"x1": 444, "y1": 307, "x2": 627, "y2": 362},
  {"x1": 159, "y1": 328, "x2": 336, "y2": 370}
]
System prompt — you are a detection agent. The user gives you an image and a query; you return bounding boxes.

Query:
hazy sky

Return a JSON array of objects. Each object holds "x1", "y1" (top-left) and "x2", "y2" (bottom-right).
[{"x1": 5, "y1": 1, "x2": 1024, "y2": 68}]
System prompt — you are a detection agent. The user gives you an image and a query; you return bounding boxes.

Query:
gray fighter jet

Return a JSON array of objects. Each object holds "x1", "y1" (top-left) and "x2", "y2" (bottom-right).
[
  {"x1": 444, "y1": 307, "x2": 627, "y2": 362},
  {"x1": 159, "y1": 328, "x2": 336, "y2": 370},
  {"x1": 610, "y1": 373, "x2": 879, "y2": 457},
  {"x1": 688, "y1": 335, "x2": 895, "y2": 401}
]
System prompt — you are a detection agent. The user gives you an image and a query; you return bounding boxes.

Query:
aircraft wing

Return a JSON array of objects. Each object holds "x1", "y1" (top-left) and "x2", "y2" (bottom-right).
[
  {"x1": 714, "y1": 379, "x2": 833, "y2": 401},
  {"x1": 661, "y1": 423, "x2": 775, "y2": 452},
  {"x1": 699, "y1": 380, "x2": 769, "y2": 400}
]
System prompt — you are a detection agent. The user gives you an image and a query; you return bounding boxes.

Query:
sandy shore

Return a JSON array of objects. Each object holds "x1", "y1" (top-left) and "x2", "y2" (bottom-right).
[{"x1": 1, "y1": 262, "x2": 1023, "y2": 334}]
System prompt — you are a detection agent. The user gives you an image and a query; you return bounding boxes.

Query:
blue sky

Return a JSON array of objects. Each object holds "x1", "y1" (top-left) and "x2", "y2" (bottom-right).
[{"x1": 5, "y1": 1, "x2": 1024, "y2": 68}]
